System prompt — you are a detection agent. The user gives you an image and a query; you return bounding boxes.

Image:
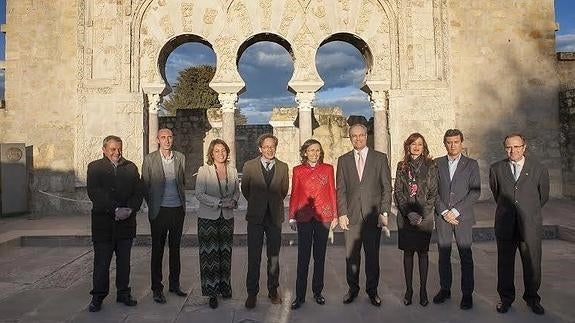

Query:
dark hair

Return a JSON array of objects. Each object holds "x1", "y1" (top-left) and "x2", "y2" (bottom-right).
[
  {"x1": 503, "y1": 132, "x2": 527, "y2": 146},
  {"x1": 102, "y1": 135, "x2": 122, "y2": 147},
  {"x1": 206, "y1": 139, "x2": 230, "y2": 165},
  {"x1": 299, "y1": 139, "x2": 324, "y2": 164},
  {"x1": 443, "y1": 129, "x2": 464, "y2": 144},
  {"x1": 257, "y1": 133, "x2": 278, "y2": 148},
  {"x1": 400, "y1": 133, "x2": 432, "y2": 171}
]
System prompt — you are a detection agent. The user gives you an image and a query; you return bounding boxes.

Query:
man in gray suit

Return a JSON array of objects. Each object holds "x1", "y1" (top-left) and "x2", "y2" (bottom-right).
[
  {"x1": 490, "y1": 133, "x2": 549, "y2": 315},
  {"x1": 242, "y1": 133, "x2": 289, "y2": 309},
  {"x1": 433, "y1": 129, "x2": 480, "y2": 310},
  {"x1": 337, "y1": 123, "x2": 392, "y2": 307},
  {"x1": 142, "y1": 128, "x2": 187, "y2": 304}
]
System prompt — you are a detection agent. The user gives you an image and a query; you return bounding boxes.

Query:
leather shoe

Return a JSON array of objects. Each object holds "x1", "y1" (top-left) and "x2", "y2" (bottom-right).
[
  {"x1": 209, "y1": 297, "x2": 218, "y2": 309},
  {"x1": 433, "y1": 290, "x2": 451, "y2": 304},
  {"x1": 369, "y1": 294, "x2": 382, "y2": 307},
  {"x1": 268, "y1": 292, "x2": 282, "y2": 304},
  {"x1": 153, "y1": 291, "x2": 166, "y2": 304},
  {"x1": 116, "y1": 295, "x2": 137, "y2": 307},
  {"x1": 169, "y1": 288, "x2": 188, "y2": 297},
  {"x1": 88, "y1": 298, "x2": 102, "y2": 312},
  {"x1": 343, "y1": 292, "x2": 358, "y2": 304},
  {"x1": 496, "y1": 301, "x2": 511, "y2": 313},
  {"x1": 404, "y1": 289, "x2": 413, "y2": 306},
  {"x1": 291, "y1": 298, "x2": 304, "y2": 309},
  {"x1": 420, "y1": 294, "x2": 429, "y2": 307},
  {"x1": 527, "y1": 301, "x2": 545, "y2": 315},
  {"x1": 222, "y1": 293, "x2": 232, "y2": 299},
  {"x1": 314, "y1": 293, "x2": 326, "y2": 305},
  {"x1": 245, "y1": 295, "x2": 257, "y2": 309},
  {"x1": 460, "y1": 295, "x2": 473, "y2": 310}
]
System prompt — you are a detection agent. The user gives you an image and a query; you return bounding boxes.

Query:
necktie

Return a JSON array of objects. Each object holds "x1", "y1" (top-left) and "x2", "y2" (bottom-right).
[
  {"x1": 512, "y1": 162, "x2": 519, "y2": 181},
  {"x1": 357, "y1": 152, "x2": 365, "y2": 179},
  {"x1": 265, "y1": 161, "x2": 271, "y2": 171}
]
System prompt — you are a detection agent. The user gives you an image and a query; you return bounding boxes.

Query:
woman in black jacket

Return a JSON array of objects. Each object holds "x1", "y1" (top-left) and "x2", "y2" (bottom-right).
[{"x1": 394, "y1": 133, "x2": 438, "y2": 307}]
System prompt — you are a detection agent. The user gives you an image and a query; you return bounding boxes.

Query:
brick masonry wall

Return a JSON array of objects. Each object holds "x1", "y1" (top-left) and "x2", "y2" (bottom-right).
[{"x1": 559, "y1": 88, "x2": 575, "y2": 198}]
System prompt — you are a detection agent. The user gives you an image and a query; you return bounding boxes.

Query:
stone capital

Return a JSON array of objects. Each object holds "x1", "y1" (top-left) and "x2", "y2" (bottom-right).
[
  {"x1": 295, "y1": 92, "x2": 315, "y2": 112},
  {"x1": 148, "y1": 93, "x2": 161, "y2": 113},
  {"x1": 218, "y1": 92, "x2": 238, "y2": 112},
  {"x1": 370, "y1": 91, "x2": 389, "y2": 112}
]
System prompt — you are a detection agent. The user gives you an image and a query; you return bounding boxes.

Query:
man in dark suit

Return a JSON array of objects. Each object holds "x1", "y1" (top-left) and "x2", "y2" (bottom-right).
[
  {"x1": 86, "y1": 135, "x2": 143, "y2": 312},
  {"x1": 336, "y1": 123, "x2": 392, "y2": 307},
  {"x1": 433, "y1": 129, "x2": 480, "y2": 310},
  {"x1": 142, "y1": 128, "x2": 187, "y2": 304},
  {"x1": 489, "y1": 133, "x2": 549, "y2": 315},
  {"x1": 242, "y1": 133, "x2": 289, "y2": 309}
]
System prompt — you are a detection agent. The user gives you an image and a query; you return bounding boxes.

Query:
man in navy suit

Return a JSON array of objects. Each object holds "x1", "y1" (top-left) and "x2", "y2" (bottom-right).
[
  {"x1": 490, "y1": 133, "x2": 549, "y2": 315},
  {"x1": 433, "y1": 129, "x2": 480, "y2": 310}
]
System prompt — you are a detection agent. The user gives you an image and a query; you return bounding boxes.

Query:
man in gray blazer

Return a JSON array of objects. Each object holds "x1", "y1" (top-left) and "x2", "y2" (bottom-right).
[
  {"x1": 433, "y1": 129, "x2": 480, "y2": 310},
  {"x1": 490, "y1": 133, "x2": 549, "y2": 315},
  {"x1": 242, "y1": 133, "x2": 289, "y2": 309},
  {"x1": 142, "y1": 128, "x2": 187, "y2": 304},
  {"x1": 336, "y1": 124, "x2": 392, "y2": 307}
]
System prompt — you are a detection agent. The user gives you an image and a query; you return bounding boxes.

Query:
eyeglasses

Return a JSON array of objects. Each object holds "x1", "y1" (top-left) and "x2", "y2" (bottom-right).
[{"x1": 505, "y1": 145, "x2": 524, "y2": 151}]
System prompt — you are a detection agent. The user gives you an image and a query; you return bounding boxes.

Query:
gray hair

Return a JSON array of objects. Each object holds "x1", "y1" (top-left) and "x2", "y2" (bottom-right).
[{"x1": 102, "y1": 135, "x2": 122, "y2": 147}]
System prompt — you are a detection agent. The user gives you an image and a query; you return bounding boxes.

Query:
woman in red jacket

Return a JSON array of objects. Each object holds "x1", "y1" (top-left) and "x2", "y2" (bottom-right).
[{"x1": 289, "y1": 139, "x2": 338, "y2": 310}]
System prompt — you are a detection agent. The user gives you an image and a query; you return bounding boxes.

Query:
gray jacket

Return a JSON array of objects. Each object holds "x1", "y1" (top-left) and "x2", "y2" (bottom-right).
[
  {"x1": 142, "y1": 150, "x2": 186, "y2": 220},
  {"x1": 195, "y1": 164, "x2": 240, "y2": 220}
]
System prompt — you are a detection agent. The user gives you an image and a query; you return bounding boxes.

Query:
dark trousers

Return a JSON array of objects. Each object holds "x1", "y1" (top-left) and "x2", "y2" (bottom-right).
[
  {"x1": 246, "y1": 215, "x2": 282, "y2": 296},
  {"x1": 344, "y1": 219, "x2": 382, "y2": 296},
  {"x1": 91, "y1": 238, "x2": 133, "y2": 300},
  {"x1": 436, "y1": 222, "x2": 474, "y2": 296},
  {"x1": 150, "y1": 206, "x2": 185, "y2": 292},
  {"x1": 496, "y1": 237, "x2": 542, "y2": 305},
  {"x1": 295, "y1": 219, "x2": 330, "y2": 300}
]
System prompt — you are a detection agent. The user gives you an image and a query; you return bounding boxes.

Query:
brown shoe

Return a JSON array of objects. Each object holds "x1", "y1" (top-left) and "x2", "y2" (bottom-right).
[
  {"x1": 245, "y1": 295, "x2": 257, "y2": 309},
  {"x1": 268, "y1": 292, "x2": 282, "y2": 304}
]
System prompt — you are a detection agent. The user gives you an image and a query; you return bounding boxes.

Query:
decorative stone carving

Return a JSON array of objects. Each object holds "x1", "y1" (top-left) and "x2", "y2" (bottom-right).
[
  {"x1": 230, "y1": 1, "x2": 253, "y2": 38},
  {"x1": 219, "y1": 92, "x2": 238, "y2": 112},
  {"x1": 295, "y1": 92, "x2": 314, "y2": 112},
  {"x1": 159, "y1": 15, "x2": 175, "y2": 38},
  {"x1": 182, "y1": 3, "x2": 194, "y2": 32},
  {"x1": 259, "y1": 0, "x2": 272, "y2": 29},
  {"x1": 204, "y1": 8, "x2": 218, "y2": 24}
]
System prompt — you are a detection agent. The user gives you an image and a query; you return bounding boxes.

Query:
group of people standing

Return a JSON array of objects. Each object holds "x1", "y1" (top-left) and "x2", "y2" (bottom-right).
[{"x1": 86, "y1": 124, "x2": 549, "y2": 316}]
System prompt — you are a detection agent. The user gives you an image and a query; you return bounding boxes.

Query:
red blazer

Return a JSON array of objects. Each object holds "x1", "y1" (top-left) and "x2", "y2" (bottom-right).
[{"x1": 289, "y1": 163, "x2": 337, "y2": 223}]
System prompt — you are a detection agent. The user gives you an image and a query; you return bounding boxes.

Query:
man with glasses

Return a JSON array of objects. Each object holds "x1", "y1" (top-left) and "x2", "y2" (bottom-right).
[
  {"x1": 489, "y1": 133, "x2": 549, "y2": 315},
  {"x1": 241, "y1": 133, "x2": 289, "y2": 309}
]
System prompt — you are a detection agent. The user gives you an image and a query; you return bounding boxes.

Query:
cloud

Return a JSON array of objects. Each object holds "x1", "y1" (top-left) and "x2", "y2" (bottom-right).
[{"x1": 557, "y1": 33, "x2": 575, "y2": 52}]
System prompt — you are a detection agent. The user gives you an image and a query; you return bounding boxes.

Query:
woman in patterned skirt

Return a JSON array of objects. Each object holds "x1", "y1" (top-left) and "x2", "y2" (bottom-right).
[
  {"x1": 394, "y1": 133, "x2": 438, "y2": 307},
  {"x1": 289, "y1": 139, "x2": 339, "y2": 310},
  {"x1": 195, "y1": 139, "x2": 240, "y2": 309}
]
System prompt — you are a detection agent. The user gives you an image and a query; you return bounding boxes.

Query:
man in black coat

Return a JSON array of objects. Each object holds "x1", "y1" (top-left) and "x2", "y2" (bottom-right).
[
  {"x1": 489, "y1": 133, "x2": 549, "y2": 315},
  {"x1": 86, "y1": 135, "x2": 143, "y2": 312}
]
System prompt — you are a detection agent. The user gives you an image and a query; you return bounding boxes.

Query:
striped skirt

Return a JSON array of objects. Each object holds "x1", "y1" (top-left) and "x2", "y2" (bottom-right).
[{"x1": 198, "y1": 216, "x2": 234, "y2": 297}]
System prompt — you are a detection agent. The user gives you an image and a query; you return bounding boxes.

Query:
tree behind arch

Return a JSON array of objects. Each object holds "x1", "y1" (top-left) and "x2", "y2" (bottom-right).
[{"x1": 163, "y1": 65, "x2": 247, "y2": 125}]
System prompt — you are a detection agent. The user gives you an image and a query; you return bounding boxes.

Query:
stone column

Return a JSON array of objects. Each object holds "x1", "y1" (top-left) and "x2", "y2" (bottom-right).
[
  {"x1": 295, "y1": 92, "x2": 314, "y2": 145},
  {"x1": 371, "y1": 91, "x2": 390, "y2": 155},
  {"x1": 148, "y1": 93, "x2": 161, "y2": 153},
  {"x1": 219, "y1": 92, "x2": 238, "y2": 167}
]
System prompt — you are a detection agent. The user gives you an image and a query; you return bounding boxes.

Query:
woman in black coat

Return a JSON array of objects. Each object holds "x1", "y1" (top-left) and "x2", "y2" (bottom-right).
[{"x1": 394, "y1": 133, "x2": 438, "y2": 307}]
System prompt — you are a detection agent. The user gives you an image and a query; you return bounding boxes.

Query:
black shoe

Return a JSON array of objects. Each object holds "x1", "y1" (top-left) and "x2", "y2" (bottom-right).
[
  {"x1": 343, "y1": 291, "x2": 358, "y2": 304},
  {"x1": 496, "y1": 301, "x2": 511, "y2": 313},
  {"x1": 153, "y1": 291, "x2": 166, "y2": 304},
  {"x1": 527, "y1": 301, "x2": 545, "y2": 315},
  {"x1": 88, "y1": 298, "x2": 102, "y2": 312},
  {"x1": 169, "y1": 287, "x2": 188, "y2": 297},
  {"x1": 460, "y1": 295, "x2": 473, "y2": 310},
  {"x1": 222, "y1": 293, "x2": 232, "y2": 299},
  {"x1": 245, "y1": 295, "x2": 257, "y2": 309},
  {"x1": 420, "y1": 291, "x2": 429, "y2": 307},
  {"x1": 209, "y1": 297, "x2": 218, "y2": 309},
  {"x1": 291, "y1": 298, "x2": 304, "y2": 309},
  {"x1": 314, "y1": 293, "x2": 326, "y2": 305},
  {"x1": 369, "y1": 294, "x2": 382, "y2": 307},
  {"x1": 403, "y1": 289, "x2": 413, "y2": 306},
  {"x1": 433, "y1": 290, "x2": 451, "y2": 304},
  {"x1": 116, "y1": 295, "x2": 137, "y2": 307}
]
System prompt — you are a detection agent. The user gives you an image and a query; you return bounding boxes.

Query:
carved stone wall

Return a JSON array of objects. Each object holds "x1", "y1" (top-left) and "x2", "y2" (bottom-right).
[{"x1": 0, "y1": 0, "x2": 569, "y2": 216}]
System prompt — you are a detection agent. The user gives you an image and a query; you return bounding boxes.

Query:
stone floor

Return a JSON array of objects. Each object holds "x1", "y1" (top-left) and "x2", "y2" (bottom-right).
[{"x1": 0, "y1": 241, "x2": 574, "y2": 323}]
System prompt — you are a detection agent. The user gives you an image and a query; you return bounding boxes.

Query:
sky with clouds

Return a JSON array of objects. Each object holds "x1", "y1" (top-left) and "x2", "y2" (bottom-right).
[{"x1": 0, "y1": 1, "x2": 573, "y2": 110}]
